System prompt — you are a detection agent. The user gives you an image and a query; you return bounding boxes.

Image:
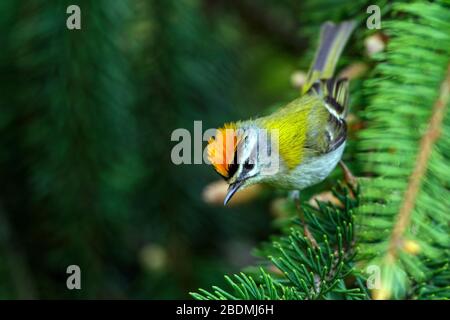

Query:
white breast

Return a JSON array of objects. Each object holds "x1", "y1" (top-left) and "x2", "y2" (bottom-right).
[{"x1": 264, "y1": 143, "x2": 346, "y2": 190}]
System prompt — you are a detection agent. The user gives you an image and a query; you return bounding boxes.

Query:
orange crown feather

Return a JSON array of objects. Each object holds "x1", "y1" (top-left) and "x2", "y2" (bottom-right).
[{"x1": 207, "y1": 123, "x2": 241, "y2": 179}]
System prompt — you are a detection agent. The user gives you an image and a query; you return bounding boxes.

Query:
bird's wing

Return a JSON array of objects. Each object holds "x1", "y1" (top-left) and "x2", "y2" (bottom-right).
[{"x1": 305, "y1": 78, "x2": 349, "y2": 154}]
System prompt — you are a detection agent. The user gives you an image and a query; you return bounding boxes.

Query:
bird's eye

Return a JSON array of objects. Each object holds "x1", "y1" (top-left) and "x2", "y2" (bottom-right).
[{"x1": 244, "y1": 161, "x2": 254, "y2": 170}]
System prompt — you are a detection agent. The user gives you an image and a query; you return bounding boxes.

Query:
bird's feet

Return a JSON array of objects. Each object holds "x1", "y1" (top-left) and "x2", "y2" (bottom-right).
[{"x1": 339, "y1": 161, "x2": 357, "y2": 188}]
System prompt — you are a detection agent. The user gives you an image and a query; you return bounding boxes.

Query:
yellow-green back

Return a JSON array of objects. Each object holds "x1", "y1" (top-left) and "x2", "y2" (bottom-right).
[{"x1": 255, "y1": 95, "x2": 328, "y2": 169}]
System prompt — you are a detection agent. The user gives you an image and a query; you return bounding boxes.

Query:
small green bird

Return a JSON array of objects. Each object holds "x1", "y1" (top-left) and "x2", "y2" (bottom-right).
[{"x1": 207, "y1": 21, "x2": 356, "y2": 205}]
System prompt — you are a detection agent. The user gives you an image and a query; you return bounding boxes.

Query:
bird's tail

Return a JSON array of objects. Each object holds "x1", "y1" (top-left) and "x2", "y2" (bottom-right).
[{"x1": 302, "y1": 21, "x2": 356, "y2": 94}]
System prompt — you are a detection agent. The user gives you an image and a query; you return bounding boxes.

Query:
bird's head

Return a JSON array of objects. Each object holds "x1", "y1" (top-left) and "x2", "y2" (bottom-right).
[{"x1": 207, "y1": 123, "x2": 264, "y2": 205}]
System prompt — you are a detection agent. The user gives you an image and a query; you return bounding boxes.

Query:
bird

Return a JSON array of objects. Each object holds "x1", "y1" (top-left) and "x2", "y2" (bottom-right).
[{"x1": 207, "y1": 21, "x2": 356, "y2": 205}]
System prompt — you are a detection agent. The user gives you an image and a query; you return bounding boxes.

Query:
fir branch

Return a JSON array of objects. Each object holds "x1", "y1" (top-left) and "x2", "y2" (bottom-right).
[
  {"x1": 388, "y1": 64, "x2": 450, "y2": 261},
  {"x1": 191, "y1": 185, "x2": 367, "y2": 300},
  {"x1": 356, "y1": 0, "x2": 450, "y2": 299}
]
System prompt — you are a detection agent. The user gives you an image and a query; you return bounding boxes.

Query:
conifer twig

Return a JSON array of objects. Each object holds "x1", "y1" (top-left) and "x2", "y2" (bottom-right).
[{"x1": 387, "y1": 64, "x2": 450, "y2": 259}]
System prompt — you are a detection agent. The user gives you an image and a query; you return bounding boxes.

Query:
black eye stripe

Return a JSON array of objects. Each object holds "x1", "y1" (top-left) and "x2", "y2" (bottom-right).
[{"x1": 227, "y1": 152, "x2": 239, "y2": 178}]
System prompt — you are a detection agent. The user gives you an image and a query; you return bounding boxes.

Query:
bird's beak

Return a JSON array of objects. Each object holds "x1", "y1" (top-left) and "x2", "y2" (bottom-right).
[{"x1": 224, "y1": 180, "x2": 244, "y2": 205}]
